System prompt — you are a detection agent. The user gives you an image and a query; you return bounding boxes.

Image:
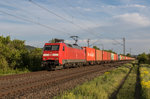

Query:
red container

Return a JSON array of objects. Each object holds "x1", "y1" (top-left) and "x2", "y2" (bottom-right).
[
  {"x1": 107, "y1": 52, "x2": 111, "y2": 61},
  {"x1": 114, "y1": 53, "x2": 118, "y2": 60},
  {"x1": 96, "y1": 49, "x2": 102, "y2": 61},
  {"x1": 84, "y1": 47, "x2": 96, "y2": 61},
  {"x1": 103, "y1": 51, "x2": 108, "y2": 61},
  {"x1": 114, "y1": 53, "x2": 116, "y2": 60},
  {"x1": 116, "y1": 54, "x2": 118, "y2": 60},
  {"x1": 122, "y1": 55, "x2": 125, "y2": 60}
]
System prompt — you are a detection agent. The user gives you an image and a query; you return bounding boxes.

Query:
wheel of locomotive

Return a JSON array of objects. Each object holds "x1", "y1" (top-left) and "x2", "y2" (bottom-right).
[
  {"x1": 45, "y1": 65, "x2": 51, "y2": 71},
  {"x1": 63, "y1": 63, "x2": 69, "y2": 69}
]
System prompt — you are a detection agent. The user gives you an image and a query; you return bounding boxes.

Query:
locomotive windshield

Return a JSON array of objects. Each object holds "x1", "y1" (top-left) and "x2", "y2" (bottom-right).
[{"x1": 44, "y1": 45, "x2": 59, "y2": 51}]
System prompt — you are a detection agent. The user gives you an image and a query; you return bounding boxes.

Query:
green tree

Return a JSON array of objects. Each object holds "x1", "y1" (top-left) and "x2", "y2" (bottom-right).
[
  {"x1": 137, "y1": 53, "x2": 148, "y2": 64},
  {"x1": 126, "y1": 53, "x2": 131, "y2": 57},
  {"x1": 103, "y1": 49, "x2": 116, "y2": 54},
  {"x1": 0, "y1": 36, "x2": 43, "y2": 71},
  {"x1": 147, "y1": 54, "x2": 150, "y2": 64},
  {"x1": 93, "y1": 46, "x2": 100, "y2": 50},
  {"x1": 0, "y1": 55, "x2": 8, "y2": 70}
]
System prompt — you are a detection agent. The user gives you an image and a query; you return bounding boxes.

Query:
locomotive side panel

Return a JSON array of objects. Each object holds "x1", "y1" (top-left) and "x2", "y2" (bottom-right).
[{"x1": 62, "y1": 45, "x2": 86, "y2": 64}]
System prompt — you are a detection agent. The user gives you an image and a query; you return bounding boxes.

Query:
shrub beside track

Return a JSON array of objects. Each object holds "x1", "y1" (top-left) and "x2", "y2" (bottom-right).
[{"x1": 140, "y1": 64, "x2": 150, "y2": 99}]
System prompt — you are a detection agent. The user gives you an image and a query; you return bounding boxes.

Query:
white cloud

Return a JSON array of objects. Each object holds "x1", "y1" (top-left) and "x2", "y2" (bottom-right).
[
  {"x1": 101, "y1": 4, "x2": 146, "y2": 9},
  {"x1": 72, "y1": 6, "x2": 93, "y2": 12},
  {"x1": 114, "y1": 13, "x2": 150, "y2": 27},
  {"x1": 120, "y1": 4, "x2": 146, "y2": 8},
  {"x1": 130, "y1": 4, "x2": 146, "y2": 8}
]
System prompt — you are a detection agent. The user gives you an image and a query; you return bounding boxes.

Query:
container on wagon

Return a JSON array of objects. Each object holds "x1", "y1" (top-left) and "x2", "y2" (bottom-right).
[
  {"x1": 116, "y1": 54, "x2": 118, "y2": 60},
  {"x1": 107, "y1": 52, "x2": 111, "y2": 61},
  {"x1": 118, "y1": 54, "x2": 122, "y2": 60},
  {"x1": 95, "y1": 49, "x2": 102, "y2": 61},
  {"x1": 121, "y1": 55, "x2": 124, "y2": 60},
  {"x1": 124, "y1": 56, "x2": 125, "y2": 60},
  {"x1": 103, "y1": 51, "x2": 108, "y2": 61},
  {"x1": 114, "y1": 53, "x2": 117, "y2": 60},
  {"x1": 84, "y1": 47, "x2": 96, "y2": 61},
  {"x1": 111, "y1": 53, "x2": 114, "y2": 60}
]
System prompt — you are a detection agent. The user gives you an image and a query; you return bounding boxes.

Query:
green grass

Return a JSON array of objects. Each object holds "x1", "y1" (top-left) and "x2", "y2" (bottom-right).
[
  {"x1": 53, "y1": 64, "x2": 133, "y2": 99},
  {"x1": 116, "y1": 65, "x2": 137, "y2": 99},
  {"x1": 140, "y1": 64, "x2": 150, "y2": 99},
  {"x1": 0, "y1": 68, "x2": 30, "y2": 76}
]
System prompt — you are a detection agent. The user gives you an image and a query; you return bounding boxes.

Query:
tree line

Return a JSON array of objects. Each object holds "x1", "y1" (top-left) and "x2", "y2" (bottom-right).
[
  {"x1": 0, "y1": 36, "x2": 148, "y2": 72},
  {"x1": 0, "y1": 36, "x2": 43, "y2": 71},
  {"x1": 138, "y1": 53, "x2": 150, "y2": 64}
]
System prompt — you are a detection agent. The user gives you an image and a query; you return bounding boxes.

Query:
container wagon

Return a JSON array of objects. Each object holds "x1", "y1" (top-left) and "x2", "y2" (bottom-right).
[
  {"x1": 95, "y1": 49, "x2": 103, "y2": 64},
  {"x1": 83, "y1": 47, "x2": 96, "y2": 65}
]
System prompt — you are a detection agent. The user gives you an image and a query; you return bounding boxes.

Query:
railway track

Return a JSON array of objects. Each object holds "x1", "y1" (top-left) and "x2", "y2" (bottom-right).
[{"x1": 0, "y1": 61, "x2": 129, "y2": 98}]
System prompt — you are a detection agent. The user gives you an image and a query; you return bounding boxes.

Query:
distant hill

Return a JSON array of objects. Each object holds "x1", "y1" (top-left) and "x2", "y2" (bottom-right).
[
  {"x1": 25, "y1": 45, "x2": 43, "y2": 51},
  {"x1": 25, "y1": 45, "x2": 36, "y2": 50}
]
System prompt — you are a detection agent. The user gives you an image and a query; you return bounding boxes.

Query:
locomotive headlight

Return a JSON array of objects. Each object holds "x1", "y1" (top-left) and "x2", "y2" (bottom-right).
[
  {"x1": 52, "y1": 53, "x2": 59, "y2": 56},
  {"x1": 43, "y1": 54, "x2": 49, "y2": 56}
]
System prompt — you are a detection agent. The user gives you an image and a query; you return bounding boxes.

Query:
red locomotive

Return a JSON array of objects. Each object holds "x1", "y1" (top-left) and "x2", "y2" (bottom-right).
[
  {"x1": 42, "y1": 42, "x2": 86, "y2": 70},
  {"x1": 42, "y1": 39, "x2": 135, "y2": 70}
]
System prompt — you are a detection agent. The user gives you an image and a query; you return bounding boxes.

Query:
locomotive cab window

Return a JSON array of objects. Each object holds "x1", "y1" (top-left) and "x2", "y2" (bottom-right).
[{"x1": 44, "y1": 45, "x2": 59, "y2": 51}]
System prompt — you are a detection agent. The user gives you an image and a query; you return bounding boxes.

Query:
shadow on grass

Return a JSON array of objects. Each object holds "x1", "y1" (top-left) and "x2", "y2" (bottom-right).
[{"x1": 109, "y1": 67, "x2": 133, "y2": 99}]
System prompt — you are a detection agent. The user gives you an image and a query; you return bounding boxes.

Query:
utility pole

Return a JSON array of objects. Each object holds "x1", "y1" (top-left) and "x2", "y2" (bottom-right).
[
  {"x1": 112, "y1": 37, "x2": 126, "y2": 55},
  {"x1": 87, "y1": 39, "x2": 90, "y2": 47},
  {"x1": 130, "y1": 48, "x2": 131, "y2": 55},
  {"x1": 123, "y1": 37, "x2": 125, "y2": 55}
]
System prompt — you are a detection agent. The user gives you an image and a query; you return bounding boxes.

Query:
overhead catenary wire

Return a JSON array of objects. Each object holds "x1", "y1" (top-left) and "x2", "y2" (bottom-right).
[
  {"x1": 63, "y1": 0, "x2": 100, "y2": 27},
  {"x1": 112, "y1": 39, "x2": 123, "y2": 45},
  {"x1": 29, "y1": 0, "x2": 73, "y2": 24},
  {"x1": 89, "y1": 39, "x2": 100, "y2": 47},
  {"x1": 29, "y1": 0, "x2": 99, "y2": 37},
  {"x1": 29, "y1": 0, "x2": 104, "y2": 46},
  {"x1": 63, "y1": 0, "x2": 102, "y2": 38},
  {"x1": 2, "y1": 0, "x2": 102, "y2": 47},
  {"x1": 0, "y1": 10, "x2": 72, "y2": 36}
]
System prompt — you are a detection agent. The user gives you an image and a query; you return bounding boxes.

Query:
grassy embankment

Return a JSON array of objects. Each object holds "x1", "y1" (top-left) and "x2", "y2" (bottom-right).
[
  {"x1": 140, "y1": 64, "x2": 150, "y2": 99},
  {"x1": 116, "y1": 64, "x2": 137, "y2": 99},
  {"x1": 0, "y1": 68, "x2": 30, "y2": 76},
  {"x1": 53, "y1": 63, "x2": 133, "y2": 99}
]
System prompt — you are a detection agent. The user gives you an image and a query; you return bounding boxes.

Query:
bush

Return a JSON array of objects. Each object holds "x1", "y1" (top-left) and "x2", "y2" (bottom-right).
[
  {"x1": 28, "y1": 48, "x2": 43, "y2": 71},
  {"x1": 137, "y1": 53, "x2": 148, "y2": 64},
  {"x1": 0, "y1": 55, "x2": 8, "y2": 70},
  {"x1": 0, "y1": 36, "x2": 43, "y2": 73}
]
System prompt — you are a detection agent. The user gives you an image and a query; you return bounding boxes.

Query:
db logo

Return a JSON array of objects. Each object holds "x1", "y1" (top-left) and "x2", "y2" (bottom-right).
[{"x1": 88, "y1": 53, "x2": 94, "y2": 57}]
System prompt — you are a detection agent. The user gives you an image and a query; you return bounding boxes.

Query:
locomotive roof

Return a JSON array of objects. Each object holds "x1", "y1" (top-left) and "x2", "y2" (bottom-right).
[
  {"x1": 45, "y1": 43, "x2": 83, "y2": 49},
  {"x1": 65, "y1": 43, "x2": 83, "y2": 49}
]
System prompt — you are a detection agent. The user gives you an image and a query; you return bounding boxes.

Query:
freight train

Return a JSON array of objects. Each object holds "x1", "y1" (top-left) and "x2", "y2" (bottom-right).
[{"x1": 42, "y1": 42, "x2": 135, "y2": 70}]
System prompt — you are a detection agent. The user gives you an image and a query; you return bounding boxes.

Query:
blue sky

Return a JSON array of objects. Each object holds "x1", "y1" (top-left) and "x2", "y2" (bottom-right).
[{"x1": 0, "y1": 0, "x2": 150, "y2": 55}]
